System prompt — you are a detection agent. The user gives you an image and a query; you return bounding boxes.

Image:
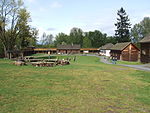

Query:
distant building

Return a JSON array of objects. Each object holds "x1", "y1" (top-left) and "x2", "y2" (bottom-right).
[
  {"x1": 139, "y1": 35, "x2": 150, "y2": 63},
  {"x1": 110, "y1": 42, "x2": 140, "y2": 61},
  {"x1": 34, "y1": 48, "x2": 57, "y2": 54},
  {"x1": 80, "y1": 48, "x2": 99, "y2": 54},
  {"x1": 6, "y1": 46, "x2": 35, "y2": 59},
  {"x1": 99, "y1": 43, "x2": 114, "y2": 56},
  {"x1": 57, "y1": 44, "x2": 80, "y2": 54}
]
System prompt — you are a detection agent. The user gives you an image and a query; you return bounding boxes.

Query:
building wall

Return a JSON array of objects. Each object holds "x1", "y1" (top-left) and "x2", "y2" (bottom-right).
[
  {"x1": 140, "y1": 43, "x2": 150, "y2": 63},
  {"x1": 57, "y1": 49, "x2": 80, "y2": 54},
  {"x1": 121, "y1": 44, "x2": 139, "y2": 61},
  {"x1": 110, "y1": 50, "x2": 121, "y2": 60},
  {"x1": 106, "y1": 50, "x2": 111, "y2": 57}
]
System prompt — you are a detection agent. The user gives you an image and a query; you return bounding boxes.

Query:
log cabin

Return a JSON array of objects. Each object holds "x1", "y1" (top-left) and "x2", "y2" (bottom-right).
[
  {"x1": 57, "y1": 44, "x2": 80, "y2": 54},
  {"x1": 139, "y1": 35, "x2": 150, "y2": 63},
  {"x1": 110, "y1": 42, "x2": 140, "y2": 61}
]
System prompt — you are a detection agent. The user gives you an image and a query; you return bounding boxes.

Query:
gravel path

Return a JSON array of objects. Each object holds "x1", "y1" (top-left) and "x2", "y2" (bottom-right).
[
  {"x1": 83, "y1": 54, "x2": 150, "y2": 72},
  {"x1": 99, "y1": 56, "x2": 150, "y2": 72}
]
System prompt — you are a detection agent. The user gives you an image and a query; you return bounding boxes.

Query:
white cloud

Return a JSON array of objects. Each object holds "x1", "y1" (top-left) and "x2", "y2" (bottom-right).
[
  {"x1": 47, "y1": 28, "x2": 56, "y2": 31},
  {"x1": 143, "y1": 14, "x2": 150, "y2": 18},
  {"x1": 50, "y1": 1, "x2": 62, "y2": 8}
]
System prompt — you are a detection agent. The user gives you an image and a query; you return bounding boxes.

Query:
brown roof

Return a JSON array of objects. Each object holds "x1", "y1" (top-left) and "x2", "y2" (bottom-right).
[
  {"x1": 110, "y1": 42, "x2": 131, "y2": 51},
  {"x1": 100, "y1": 43, "x2": 114, "y2": 50},
  {"x1": 34, "y1": 48, "x2": 57, "y2": 51},
  {"x1": 57, "y1": 44, "x2": 80, "y2": 50},
  {"x1": 139, "y1": 35, "x2": 150, "y2": 43}
]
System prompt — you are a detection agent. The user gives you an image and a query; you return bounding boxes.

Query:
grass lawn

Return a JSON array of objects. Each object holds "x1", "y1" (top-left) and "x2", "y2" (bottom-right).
[
  {"x1": 106, "y1": 57, "x2": 141, "y2": 65},
  {"x1": 0, "y1": 55, "x2": 150, "y2": 113},
  {"x1": 116, "y1": 60, "x2": 142, "y2": 65}
]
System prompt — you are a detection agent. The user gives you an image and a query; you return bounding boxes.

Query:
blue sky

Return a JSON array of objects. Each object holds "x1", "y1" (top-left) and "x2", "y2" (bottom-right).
[{"x1": 24, "y1": 0, "x2": 150, "y2": 39}]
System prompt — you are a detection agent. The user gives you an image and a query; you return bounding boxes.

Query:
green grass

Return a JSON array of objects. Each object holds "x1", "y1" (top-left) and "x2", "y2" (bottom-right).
[
  {"x1": 116, "y1": 60, "x2": 142, "y2": 65},
  {"x1": 0, "y1": 56, "x2": 150, "y2": 113},
  {"x1": 106, "y1": 57, "x2": 141, "y2": 65},
  {"x1": 31, "y1": 53, "x2": 48, "y2": 57}
]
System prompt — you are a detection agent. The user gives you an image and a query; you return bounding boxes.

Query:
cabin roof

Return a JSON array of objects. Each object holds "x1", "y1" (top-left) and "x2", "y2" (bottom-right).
[
  {"x1": 100, "y1": 43, "x2": 114, "y2": 50},
  {"x1": 110, "y1": 42, "x2": 131, "y2": 51},
  {"x1": 57, "y1": 44, "x2": 80, "y2": 49},
  {"x1": 34, "y1": 48, "x2": 57, "y2": 51},
  {"x1": 139, "y1": 35, "x2": 150, "y2": 43}
]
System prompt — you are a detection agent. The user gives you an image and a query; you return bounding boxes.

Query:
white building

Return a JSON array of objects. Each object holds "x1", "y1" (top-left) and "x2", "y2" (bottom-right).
[{"x1": 99, "y1": 43, "x2": 114, "y2": 57}]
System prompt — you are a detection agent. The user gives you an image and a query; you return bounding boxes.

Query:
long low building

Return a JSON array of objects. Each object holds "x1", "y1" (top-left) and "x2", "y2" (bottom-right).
[
  {"x1": 57, "y1": 44, "x2": 80, "y2": 54},
  {"x1": 4, "y1": 44, "x2": 100, "y2": 58},
  {"x1": 34, "y1": 48, "x2": 57, "y2": 54},
  {"x1": 33, "y1": 44, "x2": 99, "y2": 54},
  {"x1": 80, "y1": 48, "x2": 99, "y2": 54}
]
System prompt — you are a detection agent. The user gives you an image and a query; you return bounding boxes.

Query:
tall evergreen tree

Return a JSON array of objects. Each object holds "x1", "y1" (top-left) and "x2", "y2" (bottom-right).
[{"x1": 115, "y1": 7, "x2": 131, "y2": 43}]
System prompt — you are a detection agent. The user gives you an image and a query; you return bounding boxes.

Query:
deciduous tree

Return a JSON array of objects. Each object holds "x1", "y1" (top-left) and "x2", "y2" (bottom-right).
[
  {"x1": 131, "y1": 17, "x2": 150, "y2": 43},
  {"x1": 82, "y1": 37, "x2": 91, "y2": 48}
]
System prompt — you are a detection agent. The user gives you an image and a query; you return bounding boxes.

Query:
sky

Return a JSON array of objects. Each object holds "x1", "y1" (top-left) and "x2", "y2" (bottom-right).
[{"x1": 24, "y1": 0, "x2": 150, "y2": 40}]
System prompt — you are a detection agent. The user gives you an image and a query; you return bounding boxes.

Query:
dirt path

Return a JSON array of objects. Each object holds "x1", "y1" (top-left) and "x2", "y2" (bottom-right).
[{"x1": 99, "y1": 56, "x2": 150, "y2": 72}]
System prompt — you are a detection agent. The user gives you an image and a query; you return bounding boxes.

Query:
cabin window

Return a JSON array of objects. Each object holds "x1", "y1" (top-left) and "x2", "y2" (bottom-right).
[{"x1": 142, "y1": 50, "x2": 146, "y2": 55}]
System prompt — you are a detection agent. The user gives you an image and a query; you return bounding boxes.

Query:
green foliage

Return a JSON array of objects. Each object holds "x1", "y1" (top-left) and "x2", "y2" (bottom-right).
[
  {"x1": 69, "y1": 27, "x2": 84, "y2": 46},
  {"x1": 40, "y1": 33, "x2": 54, "y2": 46},
  {"x1": 131, "y1": 17, "x2": 150, "y2": 44},
  {"x1": 106, "y1": 36, "x2": 117, "y2": 44},
  {"x1": 82, "y1": 37, "x2": 92, "y2": 48},
  {"x1": 53, "y1": 29, "x2": 116, "y2": 48},
  {"x1": 85, "y1": 30, "x2": 107, "y2": 47},
  {"x1": 0, "y1": 0, "x2": 38, "y2": 57},
  {"x1": 115, "y1": 7, "x2": 131, "y2": 43},
  {"x1": 54, "y1": 33, "x2": 69, "y2": 46},
  {"x1": 16, "y1": 8, "x2": 32, "y2": 48}
]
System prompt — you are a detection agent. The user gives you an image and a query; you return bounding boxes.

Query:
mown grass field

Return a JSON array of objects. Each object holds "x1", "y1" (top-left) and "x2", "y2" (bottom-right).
[{"x1": 0, "y1": 55, "x2": 150, "y2": 113}]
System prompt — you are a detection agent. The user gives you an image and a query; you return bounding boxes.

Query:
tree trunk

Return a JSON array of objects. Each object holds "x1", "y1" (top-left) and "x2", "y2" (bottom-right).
[{"x1": 1, "y1": 42, "x2": 8, "y2": 58}]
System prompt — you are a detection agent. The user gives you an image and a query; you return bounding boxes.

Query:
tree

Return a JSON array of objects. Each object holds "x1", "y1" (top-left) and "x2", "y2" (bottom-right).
[
  {"x1": 131, "y1": 17, "x2": 150, "y2": 43},
  {"x1": 54, "y1": 33, "x2": 69, "y2": 46},
  {"x1": 0, "y1": 0, "x2": 23, "y2": 56},
  {"x1": 40, "y1": 32, "x2": 47, "y2": 45},
  {"x1": 40, "y1": 33, "x2": 54, "y2": 46},
  {"x1": 131, "y1": 24, "x2": 143, "y2": 43},
  {"x1": 115, "y1": 7, "x2": 131, "y2": 43},
  {"x1": 106, "y1": 36, "x2": 117, "y2": 44},
  {"x1": 82, "y1": 37, "x2": 91, "y2": 48},
  {"x1": 69, "y1": 27, "x2": 84, "y2": 46},
  {"x1": 16, "y1": 8, "x2": 32, "y2": 49},
  {"x1": 45, "y1": 34, "x2": 54, "y2": 45},
  {"x1": 0, "y1": 0, "x2": 38, "y2": 57},
  {"x1": 29, "y1": 28, "x2": 38, "y2": 46},
  {"x1": 85, "y1": 30, "x2": 107, "y2": 48}
]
